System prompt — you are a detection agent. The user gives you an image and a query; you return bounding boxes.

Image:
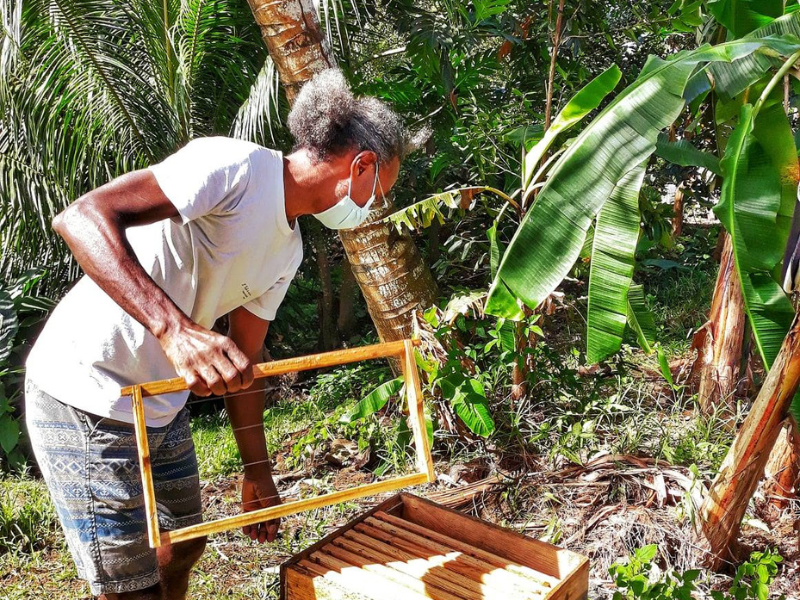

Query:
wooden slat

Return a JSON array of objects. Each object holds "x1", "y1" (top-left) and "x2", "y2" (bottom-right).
[
  {"x1": 400, "y1": 494, "x2": 585, "y2": 582},
  {"x1": 161, "y1": 473, "x2": 427, "y2": 546},
  {"x1": 305, "y1": 554, "x2": 436, "y2": 600},
  {"x1": 120, "y1": 339, "x2": 418, "y2": 398},
  {"x1": 131, "y1": 385, "x2": 160, "y2": 548},
  {"x1": 372, "y1": 513, "x2": 557, "y2": 587},
  {"x1": 353, "y1": 522, "x2": 549, "y2": 596},
  {"x1": 333, "y1": 535, "x2": 543, "y2": 600},
  {"x1": 341, "y1": 529, "x2": 545, "y2": 599},
  {"x1": 404, "y1": 340, "x2": 436, "y2": 482},
  {"x1": 315, "y1": 545, "x2": 468, "y2": 600},
  {"x1": 296, "y1": 556, "x2": 428, "y2": 600}
]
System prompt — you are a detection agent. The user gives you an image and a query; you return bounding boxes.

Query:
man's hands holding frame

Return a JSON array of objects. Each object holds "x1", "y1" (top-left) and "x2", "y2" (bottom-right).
[{"x1": 124, "y1": 339, "x2": 434, "y2": 549}]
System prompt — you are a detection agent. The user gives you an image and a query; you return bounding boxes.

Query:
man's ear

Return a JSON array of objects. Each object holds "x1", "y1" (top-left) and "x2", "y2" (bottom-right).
[{"x1": 355, "y1": 151, "x2": 378, "y2": 175}]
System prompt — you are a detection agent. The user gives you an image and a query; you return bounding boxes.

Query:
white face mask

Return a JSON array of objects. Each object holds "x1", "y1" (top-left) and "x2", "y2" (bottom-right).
[{"x1": 314, "y1": 162, "x2": 380, "y2": 230}]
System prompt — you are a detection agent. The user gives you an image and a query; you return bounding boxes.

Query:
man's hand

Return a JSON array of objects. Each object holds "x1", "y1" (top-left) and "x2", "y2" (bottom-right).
[
  {"x1": 158, "y1": 320, "x2": 254, "y2": 396},
  {"x1": 241, "y1": 475, "x2": 281, "y2": 543}
]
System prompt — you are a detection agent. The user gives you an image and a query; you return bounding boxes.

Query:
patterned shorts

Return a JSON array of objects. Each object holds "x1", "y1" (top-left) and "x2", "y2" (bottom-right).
[{"x1": 25, "y1": 378, "x2": 203, "y2": 596}]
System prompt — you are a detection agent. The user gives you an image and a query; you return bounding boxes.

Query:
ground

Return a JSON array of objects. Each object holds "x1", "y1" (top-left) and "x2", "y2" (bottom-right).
[{"x1": 2, "y1": 226, "x2": 799, "y2": 599}]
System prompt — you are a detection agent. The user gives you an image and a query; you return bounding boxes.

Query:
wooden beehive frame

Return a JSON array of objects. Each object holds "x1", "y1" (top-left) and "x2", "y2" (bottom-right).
[{"x1": 122, "y1": 339, "x2": 434, "y2": 549}]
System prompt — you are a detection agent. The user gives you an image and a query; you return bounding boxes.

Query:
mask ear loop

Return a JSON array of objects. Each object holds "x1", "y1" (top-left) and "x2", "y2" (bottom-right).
[{"x1": 362, "y1": 161, "x2": 380, "y2": 211}]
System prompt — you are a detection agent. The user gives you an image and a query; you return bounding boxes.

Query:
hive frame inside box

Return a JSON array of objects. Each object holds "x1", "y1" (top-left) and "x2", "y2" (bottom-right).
[
  {"x1": 122, "y1": 339, "x2": 434, "y2": 549},
  {"x1": 280, "y1": 493, "x2": 590, "y2": 600}
]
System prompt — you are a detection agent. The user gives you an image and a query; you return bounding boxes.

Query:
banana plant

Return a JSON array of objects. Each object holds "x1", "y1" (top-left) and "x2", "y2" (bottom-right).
[{"x1": 483, "y1": 30, "x2": 800, "y2": 364}]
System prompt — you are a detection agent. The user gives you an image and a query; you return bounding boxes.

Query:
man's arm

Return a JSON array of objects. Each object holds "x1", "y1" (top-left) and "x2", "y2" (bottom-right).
[
  {"x1": 53, "y1": 169, "x2": 253, "y2": 396},
  {"x1": 225, "y1": 305, "x2": 281, "y2": 543}
]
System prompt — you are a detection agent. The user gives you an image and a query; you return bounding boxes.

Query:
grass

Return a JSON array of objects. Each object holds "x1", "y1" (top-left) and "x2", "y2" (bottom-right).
[{"x1": 0, "y1": 232, "x2": 792, "y2": 598}]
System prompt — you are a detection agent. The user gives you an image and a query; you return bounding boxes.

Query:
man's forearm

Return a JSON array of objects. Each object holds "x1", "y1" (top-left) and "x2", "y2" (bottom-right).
[{"x1": 226, "y1": 382, "x2": 271, "y2": 479}]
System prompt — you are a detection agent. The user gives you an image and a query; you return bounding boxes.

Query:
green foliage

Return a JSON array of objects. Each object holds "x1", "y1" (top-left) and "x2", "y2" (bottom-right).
[
  {"x1": 707, "y1": 0, "x2": 784, "y2": 37},
  {"x1": 710, "y1": 548, "x2": 786, "y2": 600},
  {"x1": 522, "y1": 64, "x2": 623, "y2": 193},
  {"x1": 0, "y1": 477, "x2": 58, "y2": 554},
  {"x1": 610, "y1": 544, "x2": 701, "y2": 600},
  {"x1": 0, "y1": 269, "x2": 55, "y2": 471},
  {"x1": 713, "y1": 90, "x2": 797, "y2": 370},
  {"x1": 610, "y1": 545, "x2": 786, "y2": 600},
  {"x1": 485, "y1": 39, "x2": 766, "y2": 320},
  {"x1": 586, "y1": 162, "x2": 647, "y2": 363},
  {"x1": 1, "y1": 0, "x2": 269, "y2": 294},
  {"x1": 340, "y1": 377, "x2": 404, "y2": 423},
  {"x1": 654, "y1": 134, "x2": 721, "y2": 175}
]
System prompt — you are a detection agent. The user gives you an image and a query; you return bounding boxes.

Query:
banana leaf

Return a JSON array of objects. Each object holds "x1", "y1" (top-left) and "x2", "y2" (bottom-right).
[
  {"x1": 586, "y1": 162, "x2": 646, "y2": 363},
  {"x1": 707, "y1": 0, "x2": 783, "y2": 37},
  {"x1": 655, "y1": 133, "x2": 722, "y2": 175},
  {"x1": 486, "y1": 41, "x2": 766, "y2": 320},
  {"x1": 626, "y1": 283, "x2": 656, "y2": 354},
  {"x1": 340, "y1": 377, "x2": 404, "y2": 423},
  {"x1": 522, "y1": 64, "x2": 622, "y2": 191},
  {"x1": 712, "y1": 97, "x2": 796, "y2": 370},
  {"x1": 709, "y1": 14, "x2": 800, "y2": 99}
]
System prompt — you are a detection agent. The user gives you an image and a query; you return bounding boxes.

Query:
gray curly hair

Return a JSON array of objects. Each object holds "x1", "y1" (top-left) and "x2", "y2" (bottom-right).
[{"x1": 287, "y1": 69, "x2": 426, "y2": 164}]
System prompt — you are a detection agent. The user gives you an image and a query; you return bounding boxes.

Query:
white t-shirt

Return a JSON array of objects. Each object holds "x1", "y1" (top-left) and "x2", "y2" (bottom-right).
[{"x1": 26, "y1": 137, "x2": 303, "y2": 426}]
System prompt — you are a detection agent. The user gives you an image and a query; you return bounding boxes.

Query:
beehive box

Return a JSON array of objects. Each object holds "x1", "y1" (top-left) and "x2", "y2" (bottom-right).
[{"x1": 281, "y1": 493, "x2": 589, "y2": 600}]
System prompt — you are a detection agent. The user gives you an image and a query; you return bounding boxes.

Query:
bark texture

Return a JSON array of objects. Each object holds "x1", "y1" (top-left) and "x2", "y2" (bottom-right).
[
  {"x1": 692, "y1": 234, "x2": 746, "y2": 413},
  {"x1": 695, "y1": 314, "x2": 800, "y2": 570},
  {"x1": 246, "y1": 0, "x2": 438, "y2": 343},
  {"x1": 245, "y1": 0, "x2": 334, "y2": 103},
  {"x1": 761, "y1": 415, "x2": 800, "y2": 509}
]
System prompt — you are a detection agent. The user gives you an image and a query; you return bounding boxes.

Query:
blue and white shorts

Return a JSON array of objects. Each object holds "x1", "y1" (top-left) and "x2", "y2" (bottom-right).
[{"x1": 25, "y1": 378, "x2": 203, "y2": 596}]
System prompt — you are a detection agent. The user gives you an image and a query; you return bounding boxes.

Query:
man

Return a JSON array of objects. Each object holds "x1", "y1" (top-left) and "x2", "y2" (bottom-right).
[{"x1": 25, "y1": 69, "x2": 420, "y2": 599}]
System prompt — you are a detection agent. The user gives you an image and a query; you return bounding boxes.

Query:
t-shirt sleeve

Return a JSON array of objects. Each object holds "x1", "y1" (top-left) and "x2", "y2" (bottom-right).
[
  {"x1": 148, "y1": 137, "x2": 254, "y2": 225},
  {"x1": 242, "y1": 268, "x2": 298, "y2": 321}
]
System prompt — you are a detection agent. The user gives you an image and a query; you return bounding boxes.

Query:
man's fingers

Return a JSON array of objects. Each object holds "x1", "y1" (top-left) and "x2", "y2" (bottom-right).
[
  {"x1": 198, "y1": 365, "x2": 227, "y2": 396},
  {"x1": 185, "y1": 371, "x2": 210, "y2": 396},
  {"x1": 217, "y1": 360, "x2": 243, "y2": 393},
  {"x1": 225, "y1": 342, "x2": 254, "y2": 387}
]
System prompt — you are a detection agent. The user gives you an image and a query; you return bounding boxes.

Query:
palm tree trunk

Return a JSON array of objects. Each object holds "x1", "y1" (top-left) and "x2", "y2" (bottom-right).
[
  {"x1": 245, "y1": 0, "x2": 438, "y2": 343},
  {"x1": 694, "y1": 313, "x2": 800, "y2": 570},
  {"x1": 692, "y1": 233, "x2": 746, "y2": 414}
]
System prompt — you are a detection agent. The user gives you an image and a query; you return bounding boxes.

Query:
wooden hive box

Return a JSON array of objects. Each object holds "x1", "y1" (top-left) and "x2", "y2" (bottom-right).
[{"x1": 281, "y1": 493, "x2": 589, "y2": 600}]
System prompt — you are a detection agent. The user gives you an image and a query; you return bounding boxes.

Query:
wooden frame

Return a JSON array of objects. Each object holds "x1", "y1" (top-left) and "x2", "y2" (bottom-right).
[
  {"x1": 122, "y1": 339, "x2": 435, "y2": 548},
  {"x1": 280, "y1": 493, "x2": 589, "y2": 600}
]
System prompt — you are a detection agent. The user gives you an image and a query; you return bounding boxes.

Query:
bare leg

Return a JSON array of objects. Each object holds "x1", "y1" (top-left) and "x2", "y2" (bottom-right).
[
  {"x1": 97, "y1": 537, "x2": 206, "y2": 600},
  {"x1": 157, "y1": 536, "x2": 207, "y2": 600}
]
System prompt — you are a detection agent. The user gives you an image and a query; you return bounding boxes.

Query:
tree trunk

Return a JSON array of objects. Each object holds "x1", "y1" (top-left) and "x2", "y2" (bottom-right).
[
  {"x1": 245, "y1": 0, "x2": 438, "y2": 344},
  {"x1": 760, "y1": 415, "x2": 800, "y2": 509},
  {"x1": 694, "y1": 314, "x2": 800, "y2": 570},
  {"x1": 339, "y1": 201, "x2": 438, "y2": 342},
  {"x1": 692, "y1": 233, "x2": 746, "y2": 414}
]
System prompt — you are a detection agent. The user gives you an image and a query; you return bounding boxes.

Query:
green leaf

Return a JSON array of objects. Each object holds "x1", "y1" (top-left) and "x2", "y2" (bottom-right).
[
  {"x1": 439, "y1": 375, "x2": 495, "y2": 437},
  {"x1": 340, "y1": 377, "x2": 404, "y2": 423},
  {"x1": 0, "y1": 414, "x2": 20, "y2": 454},
  {"x1": 384, "y1": 188, "x2": 478, "y2": 232},
  {"x1": 713, "y1": 99, "x2": 796, "y2": 370},
  {"x1": 655, "y1": 133, "x2": 722, "y2": 175},
  {"x1": 522, "y1": 64, "x2": 622, "y2": 190},
  {"x1": 710, "y1": 15, "x2": 800, "y2": 100},
  {"x1": 586, "y1": 162, "x2": 646, "y2": 363},
  {"x1": 627, "y1": 284, "x2": 656, "y2": 354},
  {"x1": 487, "y1": 41, "x2": 766, "y2": 320},
  {"x1": 635, "y1": 544, "x2": 659, "y2": 563},
  {"x1": 658, "y1": 346, "x2": 675, "y2": 388},
  {"x1": 0, "y1": 289, "x2": 18, "y2": 364},
  {"x1": 707, "y1": 0, "x2": 783, "y2": 37}
]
